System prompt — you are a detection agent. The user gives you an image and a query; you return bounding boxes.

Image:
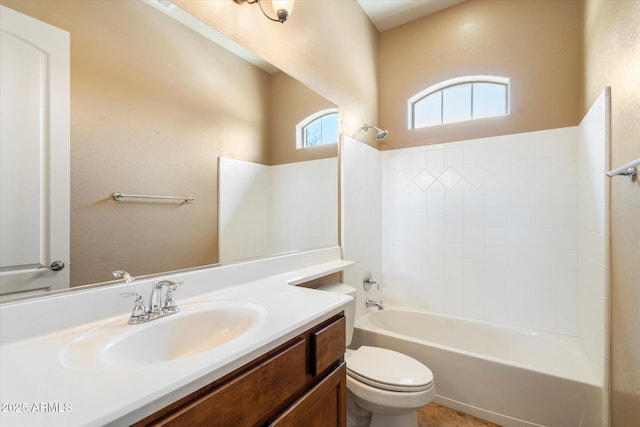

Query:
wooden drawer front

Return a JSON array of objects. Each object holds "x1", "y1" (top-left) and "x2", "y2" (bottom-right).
[
  {"x1": 269, "y1": 362, "x2": 347, "y2": 427},
  {"x1": 310, "y1": 316, "x2": 345, "y2": 376},
  {"x1": 157, "y1": 338, "x2": 307, "y2": 427}
]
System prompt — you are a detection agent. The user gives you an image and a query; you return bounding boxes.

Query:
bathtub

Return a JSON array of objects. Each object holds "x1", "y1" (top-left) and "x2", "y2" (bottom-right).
[{"x1": 351, "y1": 308, "x2": 603, "y2": 427}]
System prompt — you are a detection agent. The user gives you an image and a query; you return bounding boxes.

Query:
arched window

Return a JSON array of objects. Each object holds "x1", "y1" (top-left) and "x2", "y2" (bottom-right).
[
  {"x1": 296, "y1": 108, "x2": 338, "y2": 149},
  {"x1": 408, "y1": 76, "x2": 509, "y2": 129}
]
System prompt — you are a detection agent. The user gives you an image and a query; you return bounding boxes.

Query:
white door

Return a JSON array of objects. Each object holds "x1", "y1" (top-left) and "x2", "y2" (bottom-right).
[{"x1": 0, "y1": 5, "x2": 70, "y2": 298}]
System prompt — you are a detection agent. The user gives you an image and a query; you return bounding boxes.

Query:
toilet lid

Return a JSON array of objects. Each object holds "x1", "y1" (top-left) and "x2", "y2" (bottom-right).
[{"x1": 346, "y1": 346, "x2": 434, "y2": 392}]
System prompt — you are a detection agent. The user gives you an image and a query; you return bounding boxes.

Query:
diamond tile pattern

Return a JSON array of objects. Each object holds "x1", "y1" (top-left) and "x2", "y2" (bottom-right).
[
  {"x1": 382, "y1": 127, "x2": 584, "y2": 335},
  {"x1": 437, "y1": 168, "x2": 463, "y2": 189}
]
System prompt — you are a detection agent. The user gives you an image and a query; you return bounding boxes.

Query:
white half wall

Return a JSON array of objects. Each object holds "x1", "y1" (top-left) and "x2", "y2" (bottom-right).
[
  {"x1": 218, "y1": 157, "x2": 271, "y2": 262},
  {"x1": 577, "y1": 88, "x2": 611, "y2": 425},
  {"x1": 270, "y1": 159, "x2": 338, "y2": 255},
  {"x1": 341, "y1": 136, "x2": 383, "y2": 319},
  {"x1": 218, "y1": 157, "x2": 337, "y2": 262}
]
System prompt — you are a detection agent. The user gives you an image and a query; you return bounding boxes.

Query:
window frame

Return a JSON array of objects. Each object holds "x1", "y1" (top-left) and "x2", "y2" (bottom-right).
[
  {"x1": 407, "y1": 75, "x2": 510, "y2": 129},
  {"x1": 296, "y1": 108, "x2": 339, "y2": 149}
]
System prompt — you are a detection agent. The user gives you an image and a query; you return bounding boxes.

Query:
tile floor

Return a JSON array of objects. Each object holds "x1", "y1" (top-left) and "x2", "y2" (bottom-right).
[{"x1": 417, "y1": 403, "x2": 502, "y2": 427}]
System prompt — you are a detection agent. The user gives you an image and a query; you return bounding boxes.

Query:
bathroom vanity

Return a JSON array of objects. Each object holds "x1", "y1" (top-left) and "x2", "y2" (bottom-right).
[
  {"x1": 134, "y1": 314, "x2": 346, "y2": 426},
  {"x1": 0, "y1": 248, "x2": 352, "y2": 426}
]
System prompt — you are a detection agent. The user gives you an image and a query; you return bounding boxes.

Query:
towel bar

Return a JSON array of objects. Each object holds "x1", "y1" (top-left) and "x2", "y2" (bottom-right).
[
  {"x1": 112, "y1": 192, "x2": 195, "y2": 203},
  {"x1": 606, "y1": 158, "x2": 639, "y2": 182}
]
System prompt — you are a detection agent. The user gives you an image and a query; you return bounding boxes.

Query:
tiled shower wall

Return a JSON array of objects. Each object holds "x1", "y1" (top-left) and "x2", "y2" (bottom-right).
[
  {"x1": 381, "y1": 128, "x2": 581, "y2": 335},
  {"x1": 577, "y1": 89, "x2": 610, "y2": 387},
  {"x1": 218, "y1": 158, "x2": 270, "y2": 262},
  {"x1": 218, "y1": 157, "x2": 337, "y2": 262},
  {"x1": 270, "y1": 160, "x2": 338, "y2": 255},
  {"x1": 341, "y1": 136, "x2": 383, "y2": 319},
  {"x1": 342, "y1": 91, "x2": 608, "y2": 385}
]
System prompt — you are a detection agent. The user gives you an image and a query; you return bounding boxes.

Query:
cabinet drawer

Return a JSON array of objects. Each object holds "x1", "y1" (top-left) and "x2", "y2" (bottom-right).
[
  {"x1": 310, "y1": 316, "x2": 345, "y2": 376},
  {"x1": 269, "y1": 362, "x2": 347, "y2": 427},
  {"x1": 155, "y1": 338, "x2": 307, "y2": 427}
]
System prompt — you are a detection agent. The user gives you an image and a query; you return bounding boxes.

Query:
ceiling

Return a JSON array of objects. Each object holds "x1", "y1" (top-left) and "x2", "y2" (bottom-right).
[
  {"x1": 152, "y1": 0, "x2": 465, "y2": 70},
  {"x1": 357, "y1": 0, "x2": 466, "y2": 32}
]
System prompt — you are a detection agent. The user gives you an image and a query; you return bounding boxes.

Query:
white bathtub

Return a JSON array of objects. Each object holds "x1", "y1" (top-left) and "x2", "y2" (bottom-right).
[{"x1": 351, "y1": 308, "x2": 603, "y2": 427}]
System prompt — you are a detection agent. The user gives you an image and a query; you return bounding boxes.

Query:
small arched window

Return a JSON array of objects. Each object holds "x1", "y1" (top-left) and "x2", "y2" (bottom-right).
[
  {"x1": 296, "y1": 108, "x2": 338, "y2": 149},
  {"x1": 408, "y1": 76, "x2": 509, "y2": 129}
]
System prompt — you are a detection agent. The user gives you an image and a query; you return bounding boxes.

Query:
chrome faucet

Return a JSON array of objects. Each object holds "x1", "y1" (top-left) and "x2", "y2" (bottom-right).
[
  {"x1": 148, "y1": 280, "x2": 181, "y2": 319},
  {"x1": 366, "y1": 298, "x2": 384, "y2": 310},
  {"x1": 121, "y1": 280, "x2": 182, "y2": 324}
]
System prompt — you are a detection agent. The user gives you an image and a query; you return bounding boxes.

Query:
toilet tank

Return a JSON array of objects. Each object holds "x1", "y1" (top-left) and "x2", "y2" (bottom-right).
[{"x1": 316, "y1": 283, "x2": 357, "y2": 346}]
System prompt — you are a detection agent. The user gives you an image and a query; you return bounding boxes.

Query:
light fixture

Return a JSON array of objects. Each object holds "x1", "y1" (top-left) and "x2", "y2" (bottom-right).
[{"x1": 233, "y1": 0, "x2": 294, "y2": 24}]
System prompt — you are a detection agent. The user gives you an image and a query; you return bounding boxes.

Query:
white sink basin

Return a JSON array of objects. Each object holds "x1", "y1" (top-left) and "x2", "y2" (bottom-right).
[{"x1": 60, "y1": 300, "x2": 267, "y2": 370}]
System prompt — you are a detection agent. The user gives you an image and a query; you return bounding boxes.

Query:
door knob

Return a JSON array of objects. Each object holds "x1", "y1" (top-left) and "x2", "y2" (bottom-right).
[
  {"x1": 38, "y1": 261, "x2": 65, "y2": 271},
  {"x1": 50, "y1": 260, "x2": 65, "y2": 271}
]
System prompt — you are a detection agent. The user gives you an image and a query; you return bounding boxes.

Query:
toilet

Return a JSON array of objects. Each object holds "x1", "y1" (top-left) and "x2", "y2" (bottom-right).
[{"x1": 318, "y1": 283, "x2": 435, "y2": 427}]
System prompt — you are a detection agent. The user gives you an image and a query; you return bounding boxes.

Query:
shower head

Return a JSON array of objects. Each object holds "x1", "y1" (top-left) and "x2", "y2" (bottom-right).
[{"x1": 363, "y1": 123, "x2": 388, "y2": 140}]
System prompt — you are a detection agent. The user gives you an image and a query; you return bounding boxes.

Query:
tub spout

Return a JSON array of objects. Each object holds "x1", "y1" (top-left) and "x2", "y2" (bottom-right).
[{"x1": 366, "y1": 298, "x2": 384, "y2": 310}]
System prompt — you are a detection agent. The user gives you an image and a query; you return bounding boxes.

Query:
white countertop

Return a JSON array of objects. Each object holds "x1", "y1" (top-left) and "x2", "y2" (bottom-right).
[{"x1": 0, "y1": 251, "x2": 353, "y2": 426}]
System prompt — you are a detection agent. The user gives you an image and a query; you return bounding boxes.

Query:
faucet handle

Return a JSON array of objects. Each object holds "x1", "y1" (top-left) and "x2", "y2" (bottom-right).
[
  {"x1": 163, "y1": 290, "x2": 178, "y2": 313},
  {"x1": 363, "y1": 272, "x2": 378, "y2": 291},
  {"x1": 162, "y1": 281, "x2": 182, "y2": 313},
  {"x1": 120, "y1": 292, "x2": 149, "y2": 324}
]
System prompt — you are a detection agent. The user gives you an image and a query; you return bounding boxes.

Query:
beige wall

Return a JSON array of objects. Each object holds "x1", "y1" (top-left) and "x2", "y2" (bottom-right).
[
  {"x1": 2, "y1": 0, "x2": 378, "y2": 287},
  {"x1": 175, "y1": 0, "x2": 381, "y2": 148},
  {"x1": 379, "y1": 0, "x2": 582, "y2": 149},
  {"x1": 582, "y1": 1, "x2": 640, "y2": 424},
  {"x1": 2, "y1": 0, "x2": 271, "y2": 286},
  {"x1": 8, "y1": 1, "x2": 636, "y2": 422},
  {"x1": 269, "y1": 71, "x2": 337, "y2": 165}
]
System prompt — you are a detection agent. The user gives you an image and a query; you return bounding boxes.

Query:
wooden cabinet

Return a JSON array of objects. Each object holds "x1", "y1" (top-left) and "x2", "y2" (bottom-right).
[
  {"x1": 133, "y1": 313, "x2": 346, "y2": 427},
  {"x1": 270, "y1": 363, "x2": 346, "y2": 427}
]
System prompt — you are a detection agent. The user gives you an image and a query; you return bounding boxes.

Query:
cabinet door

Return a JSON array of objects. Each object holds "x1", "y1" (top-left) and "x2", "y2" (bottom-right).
[{"x1": 270, "y1": 362, "x2": 346, "y2": 427}]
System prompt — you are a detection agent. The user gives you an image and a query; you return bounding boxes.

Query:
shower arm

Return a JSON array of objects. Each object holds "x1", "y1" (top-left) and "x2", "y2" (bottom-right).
[{"x1": 362, "y1": 123, "x2": 388, "y2": 140}]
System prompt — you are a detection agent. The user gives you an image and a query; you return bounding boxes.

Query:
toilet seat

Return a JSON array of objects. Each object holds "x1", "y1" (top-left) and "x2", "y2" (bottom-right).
[{"x1": 346, "y1": 346, "x2": 434, "y2": 392}]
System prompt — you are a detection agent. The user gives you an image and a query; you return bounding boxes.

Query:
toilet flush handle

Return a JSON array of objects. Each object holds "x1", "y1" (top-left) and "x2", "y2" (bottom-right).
[{"x1": 363, "y1": 272, "x2": 378, "y2": 291}]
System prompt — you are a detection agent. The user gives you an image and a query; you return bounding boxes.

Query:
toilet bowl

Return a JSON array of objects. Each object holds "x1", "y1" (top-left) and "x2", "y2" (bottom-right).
[
  {"x1": 317, "y1": 283, "x2": 436, "y2": 427},
  {"x1": 346, "y1": 346, "x2": 435, "y2": 427}
]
